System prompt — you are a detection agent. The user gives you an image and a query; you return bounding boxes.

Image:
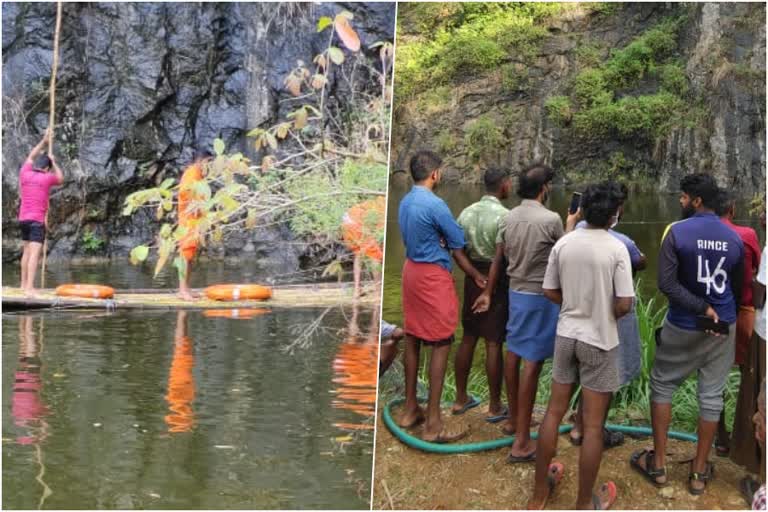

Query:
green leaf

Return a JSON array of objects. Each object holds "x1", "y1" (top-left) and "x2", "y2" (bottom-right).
[
  {"x1": 191, "y1": 180, "x2": 212, "y2": 200},
  {"x1": 328, "y1": 47, "x2": 345, "y2": 65},
  {"x1": 213, "y1": 138, "x2": 226, "y2": 156},
  {"x1": 173, "y1": 256, "x2": 188, "y2": 280},
  {"x1": 160, "y1": 224, "x2": 173, "y2": 238},
  {"x1": 246, "y1": 208, "x2": 257, "y2": 229},
  {"x1": 246, "y1": 128, "x2": 264, "y2": 137},
  {"x1": 317, "y1": 16, "x2": 333, "y2": 32},
  {"x1": 154, "y1": 238, "x2": 174, "y2": 277},
  {"x1": 265, "y1": 133, "x2": 278, "y2": 150},
  {"x1": 130, "y1": 245, "x2": 150, "y2": 265},
  {"x1": 159, "y1": 178, "x2": 175, "y2": 190}
]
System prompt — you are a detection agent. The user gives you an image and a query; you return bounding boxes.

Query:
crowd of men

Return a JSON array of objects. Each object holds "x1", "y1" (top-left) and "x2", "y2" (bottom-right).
[{"x1": 382, "y1": 149, "x2": 766, "y2": 509}]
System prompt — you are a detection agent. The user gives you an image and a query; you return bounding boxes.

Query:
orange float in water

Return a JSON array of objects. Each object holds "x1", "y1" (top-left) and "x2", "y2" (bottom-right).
[
  {"x1": 342, "y1": 196, "x2": 385, "y2": 262},
  {"x1": 55, "y1": 284, "x2": 115, "y2": 299},
  {"x1": 203, "y1": 308, "x2": 270, "y2": 319},
  {"x1": 203, "y1": 284, "x2": 272, "y2": 301}
]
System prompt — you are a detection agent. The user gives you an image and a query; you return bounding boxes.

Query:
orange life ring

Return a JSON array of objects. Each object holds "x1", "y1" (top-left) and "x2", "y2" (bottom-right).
[
  {"x1": 203, "y1": 308, "x2": 270, "y2": 319},
  {"x1": 55, "y1": 284, "x2": 115, "y2": 299},
  {"x1": 203, "y1": 284, "x2": 272, "y2": 301}
]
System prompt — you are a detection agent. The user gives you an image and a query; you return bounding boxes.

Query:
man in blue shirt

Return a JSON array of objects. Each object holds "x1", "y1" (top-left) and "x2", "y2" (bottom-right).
[
  {"x1": 398, "y1": 150, "x2": 486, "y2": 443},
  {"x1": 631, "y1": 173, "x2": 744, "y2": 496}
]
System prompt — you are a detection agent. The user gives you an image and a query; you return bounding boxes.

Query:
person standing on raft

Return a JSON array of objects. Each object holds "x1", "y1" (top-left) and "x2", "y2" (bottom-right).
[
  {"x1": 18, "y1": 129, "x2": 64, "y2": 297},
  {"x1": 177, "y1": 149, "x2": 212, "y2": 301},
  {"x1": 341, "y1": 195, "x2": 385, "y2": 299},
  {"x1": 398, "y1": 150, "x2": 486, "y2": 443}
]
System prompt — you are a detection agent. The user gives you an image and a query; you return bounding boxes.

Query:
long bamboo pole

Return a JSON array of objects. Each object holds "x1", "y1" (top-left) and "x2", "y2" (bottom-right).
[{"x1": 41, "y1": 2, "x2": 63, "y2": 289}]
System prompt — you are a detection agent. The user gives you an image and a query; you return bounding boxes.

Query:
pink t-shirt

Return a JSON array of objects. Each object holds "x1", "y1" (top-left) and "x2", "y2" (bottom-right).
[{"x1": 18, "y1": 162, "x2": 61, "y2": 223}]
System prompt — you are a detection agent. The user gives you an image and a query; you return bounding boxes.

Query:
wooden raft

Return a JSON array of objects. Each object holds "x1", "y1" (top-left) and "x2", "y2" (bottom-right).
[{"x1": 1, "y1": 283, "x2": 377, "y2": 312}]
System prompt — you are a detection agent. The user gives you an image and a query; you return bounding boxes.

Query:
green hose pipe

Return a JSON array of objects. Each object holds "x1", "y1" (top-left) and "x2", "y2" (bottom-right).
[{"x1": 383, "y1": 398, "x2": 698, "y2": 454}]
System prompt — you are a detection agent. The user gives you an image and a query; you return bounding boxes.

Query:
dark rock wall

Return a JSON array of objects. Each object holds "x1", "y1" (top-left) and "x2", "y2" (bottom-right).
[
  {"x1": 392, "y1": 3, "x2": 766, "y2": 191},
  {"x1": 2, "y1": 2, "x2": 395, "y2": 264}
]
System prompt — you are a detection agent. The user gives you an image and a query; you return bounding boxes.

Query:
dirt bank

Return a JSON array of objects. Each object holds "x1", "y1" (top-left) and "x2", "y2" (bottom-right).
[{"x1": 373, "y1": 404, "x2": 758, "y2": 510}]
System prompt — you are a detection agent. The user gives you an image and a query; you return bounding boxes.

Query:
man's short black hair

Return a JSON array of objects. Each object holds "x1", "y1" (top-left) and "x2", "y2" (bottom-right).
[
  {"x1": 409, "y1": 150, "x2": 442, "y2": 182},
  {"x1": 714, "y1": 188, "x2": 735, "y2": 217},
  {"x1": 680, "y1": 173, "x2": 720, "y2": 209},
  {"x1": 582, "y1": 182, "x2": 623, "y2": 228},
  {"x1": 484, "y1": 167, "x2": 510, "y2": 192},
  {"x1": 195, "y1": 149, "x2": 213, "y2": 161},
  {"x1": 607, "y1": 181, "x2": 628, "y2": 204},
  {"x1": 517, "y1": 163, "x2": 555, "y2": 199},
  {"x1": 33, "y1": 155, "x2": 51, "y2": 171}
]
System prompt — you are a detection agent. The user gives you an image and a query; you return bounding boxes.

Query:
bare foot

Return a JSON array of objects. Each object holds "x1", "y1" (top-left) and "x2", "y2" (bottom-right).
[
  {"x1": 501, "y1": 418, "x2": 517, "y2": 436},
  {"x1": 508, "y1": 439, "x2": 537, "y2": 461},
  {"x1": 177, "y1": 290, "x2": 197, "y2": 301},
  {"x1": 397, "y1": 406, "x2": 425, "y2": 429},
  {"x1": 23, "y1": 288, "x2": 39, "y2": 298},
  {"x1": 422, "y1": 423, "x2": 468, "y2": 444}
]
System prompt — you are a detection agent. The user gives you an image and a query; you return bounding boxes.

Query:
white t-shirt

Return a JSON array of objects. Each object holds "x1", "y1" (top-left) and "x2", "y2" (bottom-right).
[
  {"x1": 755, "y1": 246, "x2": 767, "y2": 341},
  {"x1": 543, "y1": 228, "x2": 635, "y2": 351}
]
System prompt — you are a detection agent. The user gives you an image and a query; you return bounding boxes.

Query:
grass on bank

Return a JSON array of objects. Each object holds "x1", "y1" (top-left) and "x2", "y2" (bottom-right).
[{"x1": 379, "y1": 287, "x2": 739, "y2": 434}]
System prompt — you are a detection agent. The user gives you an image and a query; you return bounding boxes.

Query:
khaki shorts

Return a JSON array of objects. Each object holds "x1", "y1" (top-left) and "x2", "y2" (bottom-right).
[{"x1": 552, "y1": 335, "x2": 620, "y2": 393}]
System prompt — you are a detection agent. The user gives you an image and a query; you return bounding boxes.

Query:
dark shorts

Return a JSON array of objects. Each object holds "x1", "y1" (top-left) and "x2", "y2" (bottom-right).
[
  {"x1": 19, "y1": 221, "x2": 45, "y2": 243},
  {"x1": 462, "y1": 260, "x2": 508, "y2": 342}
]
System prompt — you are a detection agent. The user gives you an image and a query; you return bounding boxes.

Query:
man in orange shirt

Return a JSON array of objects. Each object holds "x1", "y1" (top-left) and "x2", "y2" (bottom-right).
[
  {"x1": 177, "y1": 150, "x2": 212, "y2": 300},
  {"x1": 341, "y1": 196, "x2": 385, "y2": 299}
]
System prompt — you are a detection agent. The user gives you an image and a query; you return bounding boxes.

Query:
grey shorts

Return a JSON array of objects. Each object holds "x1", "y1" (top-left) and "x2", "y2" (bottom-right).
[
  {"x1": 650, "y1": 319, "x2": 735, "y2": 422},
  {"x1": 551, "y1": 335, "x2": 620, "y2": 393}
]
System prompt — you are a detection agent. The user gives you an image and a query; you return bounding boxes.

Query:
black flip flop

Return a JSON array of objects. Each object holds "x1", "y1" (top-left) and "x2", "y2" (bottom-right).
[
  {"x1": 570, "y1": 428, "x2": 624, "y2": 448},
  {"x1": 506, "y1": 450, "x2": 536, "y2": 464},
  {"x1": 452, "y1": 395, "x2": 481, "y2": 415},
  {"x1": 485, "y1": 406, "x2": 509, "y2": 424}
]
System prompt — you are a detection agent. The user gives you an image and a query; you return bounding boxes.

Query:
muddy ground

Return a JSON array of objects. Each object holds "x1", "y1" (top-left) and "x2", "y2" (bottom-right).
[{"x1": 373, "y1": 404, "x2": 758, "y2": 510}]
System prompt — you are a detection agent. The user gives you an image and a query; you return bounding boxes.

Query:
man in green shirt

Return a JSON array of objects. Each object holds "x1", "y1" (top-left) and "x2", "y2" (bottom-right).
[{"x1": 451, "y1": 168, "x2": 511, "y2": 421}]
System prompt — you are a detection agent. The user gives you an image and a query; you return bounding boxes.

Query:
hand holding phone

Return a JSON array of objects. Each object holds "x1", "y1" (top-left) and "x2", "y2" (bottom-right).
[
  {"x1": 695, "y1": 315, "x2": 729, "y2": 336},
  {"x1": 569, "y1": 192, "x2": 582, "y2": 215}
]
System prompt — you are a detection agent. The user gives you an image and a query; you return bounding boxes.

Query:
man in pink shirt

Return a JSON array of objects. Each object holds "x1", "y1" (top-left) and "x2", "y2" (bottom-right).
[
  {"x1": 18, "y1": 130, "x2": 64, "y2": 296},
  {"x1": 714, "y1": 189, "x2": 762, "y2": 455}
]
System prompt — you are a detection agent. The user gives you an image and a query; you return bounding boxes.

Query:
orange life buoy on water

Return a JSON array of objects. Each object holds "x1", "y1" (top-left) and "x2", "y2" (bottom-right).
[
  {"x1": 203, "y1": 284, "x2": 272, "y2": 302},
  {"x1": 55, "y1": 284, "x2": 115, "y2": 299}
]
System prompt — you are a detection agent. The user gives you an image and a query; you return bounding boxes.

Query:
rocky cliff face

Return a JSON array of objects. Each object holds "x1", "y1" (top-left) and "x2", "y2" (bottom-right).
[
  {"x1": 392, "y1": 3, "x2": 765, "y2": 192},
  {"x1": 2, "y1": 2, "x2": 394, "y2": 264}
]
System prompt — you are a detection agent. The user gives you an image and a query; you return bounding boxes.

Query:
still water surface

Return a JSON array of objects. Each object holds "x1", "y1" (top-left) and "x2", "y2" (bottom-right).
[{"x1": 2, "y1": 264, "x2": 377, "y2": 509}]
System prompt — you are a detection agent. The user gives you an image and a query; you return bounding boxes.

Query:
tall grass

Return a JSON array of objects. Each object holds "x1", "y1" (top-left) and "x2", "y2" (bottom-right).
[{"x1": 384, "y1": 285, "x2": 740, "y2": 433}]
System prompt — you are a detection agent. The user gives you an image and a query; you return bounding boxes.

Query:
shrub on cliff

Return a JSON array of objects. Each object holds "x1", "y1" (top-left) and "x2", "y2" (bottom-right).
[
  {"x1": 547, "y1": 17, "x2": 691, "y2": 141},
  {"x1": 123, "y1": 11, "x2": 391, "y2": 279}
]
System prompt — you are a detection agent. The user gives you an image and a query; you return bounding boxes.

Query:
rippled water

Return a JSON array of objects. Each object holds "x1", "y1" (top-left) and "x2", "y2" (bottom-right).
[{"x1": 2, "y1": 304, "x2": 377, "y2": 509}]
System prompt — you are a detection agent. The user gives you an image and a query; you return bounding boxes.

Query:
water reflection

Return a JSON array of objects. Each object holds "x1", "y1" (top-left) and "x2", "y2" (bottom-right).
[
  {"x1": 3, "y1": 308, "x2": 375, "y2": 509},
  {"x1": 331, "y1": 306, "x2": 379, "y2": 432},
  {"x1": 12, "y1": 316, "x2": 48, "y2": 445},
  {"x1": 165, "y1": 311, "x2": 196, "y2": 434}
]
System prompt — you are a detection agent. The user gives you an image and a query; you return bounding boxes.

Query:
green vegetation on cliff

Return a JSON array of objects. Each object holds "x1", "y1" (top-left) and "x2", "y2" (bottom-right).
[
  {"x1": 548, "y1": 17, "x2": 692, "y2": 140},
  {"x1": 396, "y1": 3, "x2": 571, "y2": 99}
]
